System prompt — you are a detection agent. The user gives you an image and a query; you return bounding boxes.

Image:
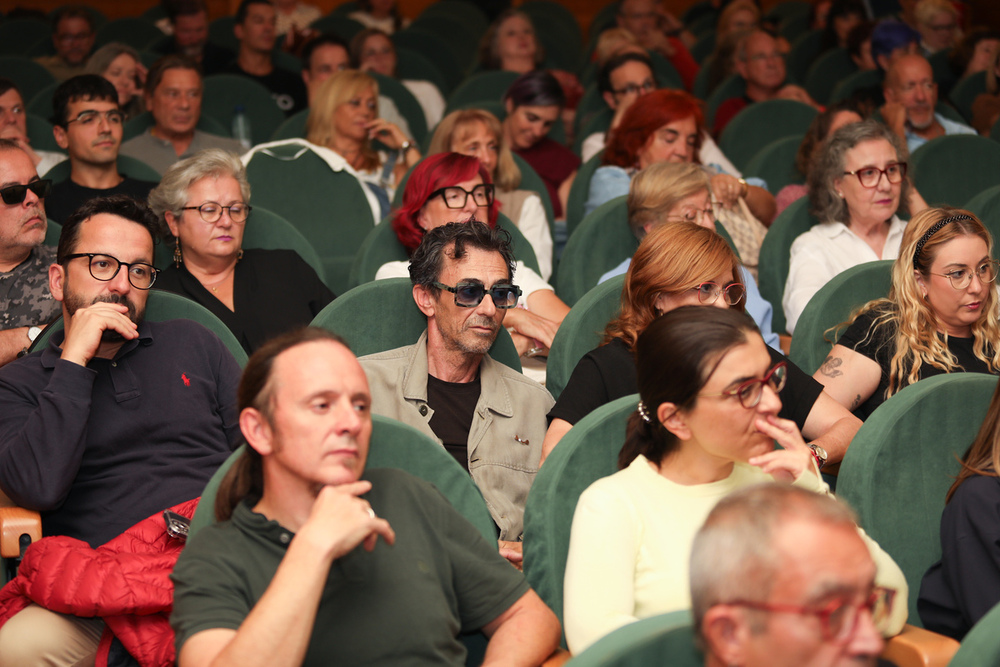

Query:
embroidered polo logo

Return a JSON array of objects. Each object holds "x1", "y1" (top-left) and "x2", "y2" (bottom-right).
[{"x1": 181, "y1": 373, "x2": 190, "y2": 386}]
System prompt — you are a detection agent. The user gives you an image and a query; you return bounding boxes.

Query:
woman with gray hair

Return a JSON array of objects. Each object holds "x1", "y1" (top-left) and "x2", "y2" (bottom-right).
[
  {"x1": 782, "y1": 118, "x2": 926, "y2": 333},
  {"x1": 85, "y1": 43, "x2": 145, "y2": 120},
  {"x1": 150, "y1": 149, "x2": 334, "y2": 354}
]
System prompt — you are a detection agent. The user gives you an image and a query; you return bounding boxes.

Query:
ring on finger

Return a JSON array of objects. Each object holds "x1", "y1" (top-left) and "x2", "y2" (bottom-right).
[{"x1": 367, "y1": 507, "x2": 376, "y2": 519}]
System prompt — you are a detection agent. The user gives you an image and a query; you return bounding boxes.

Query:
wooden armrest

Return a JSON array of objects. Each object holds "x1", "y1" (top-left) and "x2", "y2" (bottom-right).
[
  {"x1": 779, "y1": 334, "x2": 792, "y2": 356},
  {"x1": 0, "y1": 488, "x2": 41, "y2": 559},
  {"x1": 542, "y1": 648, "x2": 571, "y2": 666},
  {"x1": 880, "y1": 624, "x2": 960, "y2": 667}
]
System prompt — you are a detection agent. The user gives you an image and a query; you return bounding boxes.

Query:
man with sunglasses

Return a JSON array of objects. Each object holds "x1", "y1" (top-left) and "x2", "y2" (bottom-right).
[
  {"x1": 0, "y1": 195, "x2": 241, "y2": 665},
  {"x1": 692, "y1": 484, "x2": 899, "y2": 667},
  {"x1": 46, "y1": 76, "x2": 158, "y2": 224},
  {"x1": 361, "y1": 222, "x2": 554, "y2": 566},
  {"x1": 0, "y1": 139, "x2": 60, "y2": 367}
]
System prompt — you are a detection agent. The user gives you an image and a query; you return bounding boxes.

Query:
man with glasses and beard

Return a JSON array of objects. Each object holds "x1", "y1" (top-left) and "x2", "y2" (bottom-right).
[
  {"x1": 0, "y1": 139, "x2": 59, "y2": 366},
  {"x1": 361, "y1": 221, "x2": 553, "y2": 567},
  {"x1": 0, "y1": 195, "x2": 242, "y2": 665}
]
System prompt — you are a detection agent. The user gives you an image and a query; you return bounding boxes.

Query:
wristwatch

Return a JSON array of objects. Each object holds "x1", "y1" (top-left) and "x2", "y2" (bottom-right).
[
  {"x1": 399, "y1": 140, "x2": 415, "y2": 154},
  {"x1": 808, "y1": 443, "x2": 828, "y2": 470},
  {"x1": 27, "y1": 326, "x2": 41, "y2": 343}
]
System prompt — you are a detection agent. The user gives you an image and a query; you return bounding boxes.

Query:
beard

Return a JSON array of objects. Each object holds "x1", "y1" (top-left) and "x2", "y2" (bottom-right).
[
  {"x1": 64, "y1": 292, "x2": 145, "y2": 343},
  {"x1": 440, "y1": 314, "x2": 500, "y2": 356}
]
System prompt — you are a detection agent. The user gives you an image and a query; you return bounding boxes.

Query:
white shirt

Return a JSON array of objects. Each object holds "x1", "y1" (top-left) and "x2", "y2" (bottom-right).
[{"x1": 783, "y1": 215, "x2": 906, "y2": 334}]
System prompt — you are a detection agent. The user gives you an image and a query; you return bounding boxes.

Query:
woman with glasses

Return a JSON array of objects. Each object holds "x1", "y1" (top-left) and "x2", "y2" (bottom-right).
[
  {"x1": 815, "y1": 207, "x2": 1000, "y2": 420},
  {"x1": 784, "y1": 119, "x2": 920, "y2": 334},
  {"x1": 562, "y1": 306, "x2": 907, "y2": 653},
  {"x1": 149, "y1": 149, "x2": 334, "y2": 355},
  {"x1": 379, "y1": 152, "x2": 569, "y2": 356}
]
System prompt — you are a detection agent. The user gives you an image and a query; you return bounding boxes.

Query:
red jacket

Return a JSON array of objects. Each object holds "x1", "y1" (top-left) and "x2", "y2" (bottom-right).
[{"x1": 0, "y1": 498, "x2": 198, "y2": 667}]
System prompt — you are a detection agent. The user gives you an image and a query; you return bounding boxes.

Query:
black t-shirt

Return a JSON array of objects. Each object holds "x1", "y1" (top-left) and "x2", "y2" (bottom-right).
[
  {"x1": 46, "y1": 176, "x2": 157, "y2": 224},
  {"x1": 223, "y1": 63, "x2": 307, "y2": 116},
  {"x1": 427, "y1": 373, "x2": 481, "y2": 472},
  {"x1": 837, "y1": 308, "x2": 996, "y2": 420},
  {"x1": 548, "y1": 336, "x2": 823, "y2": 431}
]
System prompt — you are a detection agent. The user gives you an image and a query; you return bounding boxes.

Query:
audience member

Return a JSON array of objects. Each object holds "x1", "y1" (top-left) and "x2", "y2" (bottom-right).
[
  {"x1": 151, "y1": 149, "x2": 334, "y2": 354},
  {"x1": 951, "y1": 27, "x2": 1000, "y2": 80},
  {"x1": 704, "y1": 1, "x2": 761, "y2": 95},
  {"x1": 85, "y1": 43, "x2": 146, "y2": 120},
  {"x1": 224, "y1": 0, "x2": 307, "y2": 116},
  {"x1": 47, "y1": 76, "x2": 157, "y2": 225},
  {"x1": 562, "y1": 306, "x2": 906, "y2": 652},
  {"x1": 0, "y1": 79, "x2": 67, "y2": 177},
  {"x1": 871, "y1": 20, "x2": 922, "y2": 72},
  {"x1": 154, "y1": 0, "x2": 235, "y2": 76},
  {"x1": 120, "y1": 55, "x2": 245, "y2": 176},
  {"x1": 171, "y1": 326, "x2": 560, "y2": 666},
  {"x1": 784, "y1": 119, "x2": 916, "y2": 334},
  {"x1": 0, "y1": 140, "x2": 58, "y2": 366},
  {"x1": 35, "y1": 6, "x2": 96, "y2": 82},
  {"x1": 713, "y1": 29, "x2": 820, "y2": 136},
  {"x1": 972, "y1": 45, "x2": 1000, "y2": 135},
  {"x1": 478, "y1": 9, "x2": 544, "y2": 74},
  {"x1": 693, "y1": 484, "x2": 900, "y2": 667},
  {"x1": 273, "y1": 0, "x2": 320, "y2": 36},
  {"x1": 847, "y1": 21, "x2": 877, "y2": 71},
  {"x1": 615, "y1": 0, "x2": 699, "y2": 90},
  {"x1": 914, "y1": 0, "x2": 960, "y2": 57},
  {"x1": 580, "y1": 51, "x2": 657, "y2": 162},
  {"x1": 881, "y1": 53, "x2": 975, "y2": 153},
  {"x1": 820, "y1": 0, "x2": 867, "y2": 52},
  {"x1": 816, "y1": 207, "x2": 1000, "y2": 419},
  {"x1": 361, "y1": 221, "x2": 554, "y2": 564},
  {"x1": 348, "y1": 0, "x2": 410, "y2": 34},
  {"x1": 0, "y1": 195, "x2": 242, "y2": 664}
]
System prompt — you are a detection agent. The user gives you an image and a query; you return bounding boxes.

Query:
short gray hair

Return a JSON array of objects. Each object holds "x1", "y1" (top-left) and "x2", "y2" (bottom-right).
[
  {"x1": 148, "y1": 148, "x2": 250, "y2": 238},
  {"x1": 807, "y1": 118, "x2": 910, "y2": 225},
  {"x1": 85, "y1": 42, "x2": 140, "y2": 77},
  {"x1": 689, "y1": 483, "x2": 859, "y2": 646}
]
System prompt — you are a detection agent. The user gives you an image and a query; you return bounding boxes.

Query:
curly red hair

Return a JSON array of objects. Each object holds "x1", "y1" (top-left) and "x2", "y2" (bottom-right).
[{"x1": 603, "y1": 89, "x2": 705, "y2": 168}]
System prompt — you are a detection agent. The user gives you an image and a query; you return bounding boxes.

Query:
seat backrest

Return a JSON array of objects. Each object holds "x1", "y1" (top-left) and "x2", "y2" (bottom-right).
[
  {"x1": 829, "y1": 68, "x2": 882, "y2": 104},
  {"x1": 547, "y1": 275, "x2": 625, "y2": 400},
  {"x1": 786, "y1": 29, "x2": 824, "y2": 84},
  {"x1": 311, "y1": 277, "x2": 522, "y2": 372},
  {"x1": 964, "y1": 185, "x2": 1000, "y2": 255},
  {"x1": 201, "y1": 74, "x2": 287, "y2": 146},
  {"x1": 189, "y1": 414, "x2": 497, "y2": 542},
  {"x1": 410, "y1": 13, "x2": 482, "y2": 64},
  {"x1": 94, "y1": 17, "x2": 165, "y2": 50},
  {"x1": 757, "y1": 197, "x2": 818, "y2": 334},
  {"x1": 42, "y1": 154, "x2": 162, "y2": 183},
  {"x1": 948, "y1": 600, "x2": 1000, "y2": 667},
  {"x1": 565, "y1": 150, "x2": 605, "y2": 238},
  {"x1": 445, "y1": 71, "x2": 521, "y2": 115},
  {"x1": 0, "y1": 56, "x2": 56, "y2": 104},
  {"x1": 394, "y1": 46, "x2": 450, "y2": 100},
  {"x1": 523, "y1": 394, "x2": 637, "y2": 625},
  {"x1": 948, "y1": 71, "x2": 987, "y2": 125},
  {"x1": 568, "y1": 610, "x2": 702, "y2": 667},
  {"x1": 911, "y1": 134, "x2": 1000, "y2": 208},
  {"x1": 788, "y1": 260, "x2": 893, "y2": 375},
  {"x1": 269, "y1": 108, "x2": 309, "y2": 142},
  {"x1": 836, "y1": 373, "x2": 998, "y2": 625},
  {"x1": 348, "y1": 213, "x2": 539, "y2": 290},
  {"x1": 307, "y1": 14, "x2": 365, "y2": 41},
  {"x1": 207, "y1": 16, "x2": 239, "y2": 53},
  {"x1": 371, "y1": 72, "x2": 428, "y2": 145},
  {"x1": 26, "y1": 80, "x2": 58, "y2": 119},
  {"x1": 804, "y1": 47, "x2": 857, "y2": 105},
  {"x1": 25, "y1": 113, "x2": 63, "y2": 153},
  {"x1": 418, "y1": 0, "x2": 490, "y2": 35},
  {"x1": 704, "y1": 74, "x2": 746, "y2": 130},
  {"x1": 718, "y1": 99, "x2": 818, "y2": 173},
  {"x1": 243, "y1": 143, "x2": 376, "y2": 295},
  {"x1": 0, "y1": 20, "x2": 51, "y2": 56},
  {"x1": 556, "y1": 196, "x2": 635, "y2": 306},
  {"x1": 240, "y1": 206, "x2": 329, "y2": 289},
  {"x1": 31, "y1": 289, "x2": 249, "y2": 366},
  {"x1": 512, "y1": 153, "x2": 556, "y2": 238},
  {"x1": 393, "y1": 28, "x2": 462, "y2": 94},
  {"x1": 742, "y1": 135, "x2": 804, "y2": 196}
]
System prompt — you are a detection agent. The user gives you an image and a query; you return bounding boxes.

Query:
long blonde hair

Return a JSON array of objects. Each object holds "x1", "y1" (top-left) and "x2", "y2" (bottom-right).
[
  {"x1": 428, "y1": 108, "x2": 521, "y2": 192},
  {"x1": 306, "y1": 70, "x2": 381, "y2": 173},
  {"x1": 846, "y1": 207, "x2": 1000, "y2": 398}
]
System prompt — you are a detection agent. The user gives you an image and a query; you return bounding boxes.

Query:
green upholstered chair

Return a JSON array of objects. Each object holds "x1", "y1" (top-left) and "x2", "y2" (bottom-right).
[
  {"x1": 29, "y1": 289, "x2": 249, "y2": 367},
  {"x1": 786, "y1": 29, "x2": 824, "y2": 85},
  {"x1": 269, "y1": 108, "x2": 308, "y2": 142},
  {"x1": 207, "y1": 16, "x2": 238, "y2": 53},
  {"x1": 122, "y1": 111, "x2": 228, "y2": 143},
  {"x1": 43, "y1": 219, "x2": 61, "y2": 247},
  {"x1": 418, "y1": 0, "x2": 490, "y2": 35},
  {"x1": 567, "y1": 610, "x2": 701, "y2": 667},
  {"x1": 523, "y1": 394, "x2": 636, "y2": 635},
  {"x1": 520, "y1": 1, "x2": 582, "y2": 72},
  {"x1": 0, "y1": 56, "x2": 56, "y2": 105},
  {"x1": 307, "y1": 14, "x2": 365, "y2": 41},
  {"x1": 310, "y1": 277, "x2": 522, "y2": 373},
  {"x1": 691, "y1": 53, "x2": 717, "y2": 100},
  {"x1": 704, "y1": 75, "x2": 745, "y2": 130},
  {"x1": 910, "y1": 134, "x2": 1000, "y2": 209},
  {"x1": 690, "y1": 31, "x2": 715, "y2": 65},
  {"x1": 573, "y1": 107, "x2": 613, "y2": 157},
  {"x1": 742, "y1": 135, "x2": 804, "y2": 196},
  {"x1": 348, "y1": 213, "x2": 539, "y2": 290},
  {"x1": 829, "y1": 68, "x2": 882, "y2": 103},
  {"x1": 573, "y1": 84, "x2": 606, "y2": 139},
  {"x1": 445, "y1": 71, "x2": 521, "y2": 115},
  {"x1": 947, "y1": 601, "x2": 1000, "y2": 667},
  {"x1": 41, "y1": 154, "x2": 162, "y2": 183},
  {"x1": 26, "y1": 81, "x2": 58, "y2": 119},
  {"x1": 393, "y1": 29, "x2": 462, "y2": 94},
  {"x1": 779, "y1": 13, "x2": 811, "y2": 44},
  {"x1": 394, "y1": 46, "x2": 449, "y2": 101},
  {"x1": 240, "y1": 206, "x2": 329, "y2": 288},
  {"x1": 25, "y1": 114, "x2": 64, "y2": 153},
  {"x1": 837, "y1": 373, "x2": 999, "y2": 626},
  {"x1": 410, "y1": 13, "x2": 481, "y2": 64},
  {"x1": 94, "y1": 17, "x2": 165, "y2": 50},
  {"x1": 766, "y1": 0, "x2": 811, "y2": 23},
  {"x1": 964, "y1": 185, "x2": 1000, "y2": 255},
  {"x1": 646, "y1": 52, "x2": 685, "y2": 91},
  {"x1": 243, "y1": 142, "x2": 377, "y2": 295},
  {"x1": 371, "y1": 72, "x2": 428, "y2": 145},
  {"x1": 804, "y1": 47, "x2": 858, "y2": 105},
  {"x1": 564, "y1": 151, "x2": 604, "y2": 239},
  {"x1": 555, "y1": 196, "x2": 633, "y2": 306},
  {"x1": 546, "y1": 275, "x2": 624, "y2": 401},
  {"x1": 201, "y1": 74, "x2": 286, "y2": 147},
  {"x1": 0, "y1": 20, "x2": 51, "y2": 56},
  {"x1": 949, "y1": 71, "x2": 987, "y2": 125},
  {"x1": 718, "y1": 99, "x2": 818, "y2": 173},
  {"x1": 757, "y1": 197, "x2": 819, "y2": 335},
  {"x1": 788, "y1": 260, "x2": 893, "y2": 375}
]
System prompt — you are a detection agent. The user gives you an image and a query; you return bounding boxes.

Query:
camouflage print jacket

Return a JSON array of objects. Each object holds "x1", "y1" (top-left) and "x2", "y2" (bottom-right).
[{"x1": 1, "y1": 245, "x2": 59, "y2": 331}]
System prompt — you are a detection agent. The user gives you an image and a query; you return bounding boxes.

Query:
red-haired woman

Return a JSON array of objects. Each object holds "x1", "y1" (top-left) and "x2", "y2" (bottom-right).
[{"x1": 376, "y1": 152, "x2": 569, "y2": 354}]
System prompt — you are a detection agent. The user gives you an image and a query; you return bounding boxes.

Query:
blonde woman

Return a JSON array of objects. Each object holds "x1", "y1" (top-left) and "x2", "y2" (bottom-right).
[
  {"x1": 816, "y1": 207, "x2": 1000, "y2": 419},
  {"x1": 429, "y1": 108, "x2": 553, "y2": 280}
]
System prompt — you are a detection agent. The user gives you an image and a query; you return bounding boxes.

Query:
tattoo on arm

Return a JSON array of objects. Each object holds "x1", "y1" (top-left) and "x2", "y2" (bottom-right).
[
  {"x1": 819, "y1": 356, "x2": 844, "y2": 378},
  {"x1": 850, "y1": 394, "x2": 861, "y2": 410}
]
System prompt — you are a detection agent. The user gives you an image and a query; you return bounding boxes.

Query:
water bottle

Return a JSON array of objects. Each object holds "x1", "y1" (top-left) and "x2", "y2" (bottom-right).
[{"x1": 232, "y1": 105, "x2": 252, "y2": 151}]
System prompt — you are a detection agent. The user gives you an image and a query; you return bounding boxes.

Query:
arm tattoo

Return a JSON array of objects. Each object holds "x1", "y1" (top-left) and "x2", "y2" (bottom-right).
[
  {"x1": 819, "y1": 355, "x2": 844, "y2": 378},
  {"x1": 850, "y1": 394, "x2": 862, "y2": 410}
]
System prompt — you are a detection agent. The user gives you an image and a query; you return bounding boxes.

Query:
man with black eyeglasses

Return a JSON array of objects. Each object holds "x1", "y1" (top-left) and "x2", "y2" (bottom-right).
[
  {"x1": 361, "y1": 221, "x2": 553, "y2": 568},
  {"x1": 46, "y1": 76, "x2": 158, "y2": 224},
  {"x1": 0, "y1": 195, "x2": 241, "y2": 665}
]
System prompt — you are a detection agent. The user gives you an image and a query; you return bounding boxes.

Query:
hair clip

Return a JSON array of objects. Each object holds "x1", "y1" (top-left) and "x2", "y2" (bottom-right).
[{"x1": 637, "y1": 401, "x2": 652, "y2": 424}]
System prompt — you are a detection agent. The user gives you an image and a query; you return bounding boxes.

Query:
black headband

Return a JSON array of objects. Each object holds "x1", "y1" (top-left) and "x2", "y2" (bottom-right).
[{"x1": 912, "y1": 214, "x2": 974, "y2": 269}]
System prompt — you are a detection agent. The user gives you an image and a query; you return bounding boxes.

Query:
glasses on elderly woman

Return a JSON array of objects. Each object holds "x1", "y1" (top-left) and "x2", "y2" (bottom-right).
[
  {"x1": 842, "y1": 163, "x2": 907, "y2": 188},
  {"x1": 429, "y1": 184, "x2": 495, "y2": 209},
  {"x1": 181, "y1": 202, "x2": 252, "y2": 224}
]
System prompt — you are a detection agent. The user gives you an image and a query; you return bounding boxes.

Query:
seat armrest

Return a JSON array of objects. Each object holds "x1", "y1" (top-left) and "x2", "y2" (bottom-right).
[
  {"x1": 880, "y1": 624, "x2": 960, "y2": 667},
  {"x1": 0, "y1": 489, "x2": 41, "y2": 559}
]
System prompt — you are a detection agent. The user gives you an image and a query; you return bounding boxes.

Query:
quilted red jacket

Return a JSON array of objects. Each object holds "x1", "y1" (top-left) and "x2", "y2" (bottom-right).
[{"x1": 0, "y1": 498, "x2": 199, "y2": 667}]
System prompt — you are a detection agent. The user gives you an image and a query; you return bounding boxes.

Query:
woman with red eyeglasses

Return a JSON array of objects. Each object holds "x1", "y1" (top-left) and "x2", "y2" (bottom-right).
[{"x1": 562, "y1": 306, "x2": 908, "y2": 653}]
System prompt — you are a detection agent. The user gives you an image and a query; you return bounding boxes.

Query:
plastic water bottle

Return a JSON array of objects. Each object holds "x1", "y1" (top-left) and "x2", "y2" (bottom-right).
[{"x1": 232, "y1": 105, "x2": 252, "y2": 151}]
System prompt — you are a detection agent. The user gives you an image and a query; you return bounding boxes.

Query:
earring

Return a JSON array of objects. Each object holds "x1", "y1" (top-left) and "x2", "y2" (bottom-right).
[
  {"x1": 173, "y1": 238, "x2": 182, "y2": 267},
  {"x1": 237, "y1": 248, "x2": 244, "y2": 261}
]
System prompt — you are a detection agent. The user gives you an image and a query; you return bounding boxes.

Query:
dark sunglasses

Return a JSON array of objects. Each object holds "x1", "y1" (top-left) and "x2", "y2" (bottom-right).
[
  {"x1": 433, "y1": 281, "x2": 522, "y2": 308},
  {"x1": 0, "y1": 179, "x2": 51, "y2": 206}
]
